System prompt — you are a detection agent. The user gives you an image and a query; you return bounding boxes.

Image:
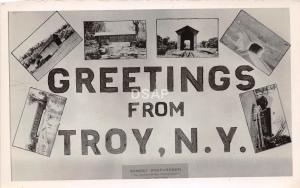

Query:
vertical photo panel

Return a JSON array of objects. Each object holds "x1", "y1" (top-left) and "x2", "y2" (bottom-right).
[
  {"x1": 240, "y1": 84, "x2": 291, "y2": 153},
  {"x1": 13, "y1": 88, "x2": 67, "y2": 157}
]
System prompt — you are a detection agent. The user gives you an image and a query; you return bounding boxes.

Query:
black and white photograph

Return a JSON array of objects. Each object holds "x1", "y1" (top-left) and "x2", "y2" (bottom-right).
[
  {"x1": 13, "y1": 88, "x2": 67, "y2": 156},
  {"x1": 221, "y1": 10, "x2": 290, "y2": 75},
  {"x1": 240, "y1": 84, "x2": 291, "y2": 153},
  {"x1": 156, "y1": 18, "x2": 218, "y2": 58},
  {"x1": 84, "y1": 20, "x2": 146, "y2": 60},
  {"x1": 7, "y1": 9, "x2": 293, "y2": 181},
  {"x1": 11, "y1": 12, "x2": 82, "y2": 80}
]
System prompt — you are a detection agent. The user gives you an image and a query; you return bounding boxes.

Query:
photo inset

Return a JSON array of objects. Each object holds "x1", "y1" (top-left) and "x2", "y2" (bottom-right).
[
  {"x1": 240, "y1": 84, "x2": 291, "y2": 153},
  {"x1": 84, "y1": 20, "x2": 147, "y2": 60},
  {"x1": 11, "y1": 12, "x2": 82, "y2": 80},
  {"x1": 156, "y1": 18, "x2": 218, "y2": 58},
  {"x1": 13, "y1": 88, "x2": 67, "y2": 156},
  {"x1": 221, "y1": 10, "x2": 290, "y2": 75}
]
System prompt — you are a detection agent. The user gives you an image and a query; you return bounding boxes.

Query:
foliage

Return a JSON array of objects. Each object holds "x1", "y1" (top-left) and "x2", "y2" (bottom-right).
[
  {"x1": 200, "y1": 37, "x2": 218, "y2": 48},
  {"x1": 208, "y1": 37, "x2": 218, "y2": 48},
  {"x1": 132, "y1": 20, "x2": 147, "y2": 42},
  {"x1": 157, "y1": 35, "x2": 177, "y2": 55},
  {"x1": 84, "y1": 21, "x2": 106, "y2": 34}
]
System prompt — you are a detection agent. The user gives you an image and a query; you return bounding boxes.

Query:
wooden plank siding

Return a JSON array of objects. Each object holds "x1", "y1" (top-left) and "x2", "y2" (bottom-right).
[{"x1": 96, "y1": 34, "x2": 136, "y2": 43}]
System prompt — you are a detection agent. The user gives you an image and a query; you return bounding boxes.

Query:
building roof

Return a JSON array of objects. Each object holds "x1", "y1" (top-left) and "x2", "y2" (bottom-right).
[
  {"x1": 176, "y1": 25, "x2": 199, "y2": 35},
  {"x1": 95, "y1": 31, "x2": 136, "y2": 36}
]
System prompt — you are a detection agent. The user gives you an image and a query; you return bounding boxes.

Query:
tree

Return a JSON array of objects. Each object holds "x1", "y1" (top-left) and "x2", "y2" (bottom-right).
[
  {"x1": 157, "y1": 35, "x2": 163, "y2": 48},
  {"x1": 200, "y1": 41, "x2": 208, "y2": 48},
  {"x1": 84, "y1": 21, "x2": 106, "y2": 34},
  {"x1": 137, "y1": 21, "x2": 146, "y2": 41},
  {"x1": 207, "y1": 37, "x2": 218, "y2": 48},
  {"x1": 133, "y1": 21, "x2": 139, "y2": 34},
  {"x1": 162, "y1": 37, "x2": 170, "y2": 46}
]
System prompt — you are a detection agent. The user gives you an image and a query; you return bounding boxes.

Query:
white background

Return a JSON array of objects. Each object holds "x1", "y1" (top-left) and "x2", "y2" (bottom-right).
[
  {"x1": 1, "y1": 0, "x2": 300, "y2": 188},
  {"x1": 8, "y1": 9, "x2": 291, "y2": 180}
]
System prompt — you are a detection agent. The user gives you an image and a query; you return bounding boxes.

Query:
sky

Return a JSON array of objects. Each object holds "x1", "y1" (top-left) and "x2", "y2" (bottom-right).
[
  {"x1": 13, "y1": 13, "x2": 67, "y2": 60},
  {"x1": 157, "y1": 19, "x2": 218, "y2": 42}
]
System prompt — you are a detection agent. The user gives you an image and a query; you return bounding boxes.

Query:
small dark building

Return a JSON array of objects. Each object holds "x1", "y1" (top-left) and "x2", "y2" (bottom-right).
[
  {"x1": 176, "y1": 26, "x2": 199, "y2": 50},
  {"x1": 52, "y1": 33, "x2": 62, "y2": 46}
]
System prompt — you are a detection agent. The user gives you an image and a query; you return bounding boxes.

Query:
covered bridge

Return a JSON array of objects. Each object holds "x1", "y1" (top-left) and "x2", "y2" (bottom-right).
[
  {"x1": 94, "y1": 30, "x2": 136, "y2": 45},
  {"x1": 176, "y1": 25, "x2": 199, "y2": 50}
]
